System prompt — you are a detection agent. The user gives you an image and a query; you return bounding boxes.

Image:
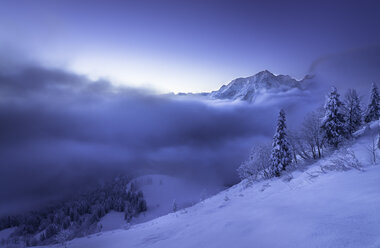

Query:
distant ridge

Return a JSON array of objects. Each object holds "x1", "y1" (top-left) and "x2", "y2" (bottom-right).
[{"x1": 209, "y1": 70, "x2": 309, "y2": 102}]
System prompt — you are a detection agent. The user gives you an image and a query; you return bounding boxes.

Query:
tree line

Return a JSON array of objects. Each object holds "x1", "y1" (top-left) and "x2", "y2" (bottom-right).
[
  {"x1": 0, "y1": 176, "x2": 147, "y2": 246},
  {"x1": 238, "y1": 83, "x2": 380, "y2": 180}
]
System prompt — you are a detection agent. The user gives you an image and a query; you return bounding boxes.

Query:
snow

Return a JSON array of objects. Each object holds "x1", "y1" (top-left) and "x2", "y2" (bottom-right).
[
  {"x1": 95, "y1": 174, "x2": 223, "y2": 233},
  {"x1": 0, "y1": 227, "x2": 16, "y2": 240},
  {"x1": 99, "y1": 211, "x2": 126, "y2": 232},
  {"x1": 38, "y1": 131, "x2": 380, "y2": 248},
  {"x1": 32, "y1": 125, "x2": 380, "y2": 248},
  {"x1": 128, "y1": 174, "x2": 223, "y2": 224}
]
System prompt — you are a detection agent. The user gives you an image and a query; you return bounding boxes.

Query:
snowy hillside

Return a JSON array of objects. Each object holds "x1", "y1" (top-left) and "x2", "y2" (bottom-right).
[
  {"x1": 39, "y1": 126, "x2": 380, "y2": 248},
  {"x1": 209, "y1": 70, "x2": 309, "y2": 102},
  {"x1": 0, "y1": 227, "x2": 16, "y2": 242},
  {"x1": 126, "y1": 175, "x2": 223, "y2": 224},
  {"x1": 97, "y1": 175, "x2": 223, "y2": 231}
]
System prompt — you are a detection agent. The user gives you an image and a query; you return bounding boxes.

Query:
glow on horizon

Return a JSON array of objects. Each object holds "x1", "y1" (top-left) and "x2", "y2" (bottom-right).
[{"x1": 64, "y1": 53, "x2": 251, "y2": 94}]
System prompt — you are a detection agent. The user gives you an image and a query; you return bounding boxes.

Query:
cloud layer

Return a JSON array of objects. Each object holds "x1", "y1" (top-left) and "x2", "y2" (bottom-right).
[
  {"x1": 0, "y1": 56, "x2": 321, "y2": 216},
  {"x1": 309, "y1": 45, "x2": 380, "y2": 96}
]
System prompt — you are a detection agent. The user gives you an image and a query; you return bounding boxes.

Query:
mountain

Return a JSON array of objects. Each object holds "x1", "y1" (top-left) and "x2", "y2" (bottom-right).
[
  {"x1": 209, "y1": 70, "x2": 309, "y2": 102},
  {"x1": 35, "y1": 121, "x2": 380, "y2": 248}
]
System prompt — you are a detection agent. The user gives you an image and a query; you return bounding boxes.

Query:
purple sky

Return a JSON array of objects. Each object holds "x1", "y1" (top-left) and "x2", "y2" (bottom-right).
[
  {"x1": 1, "y1": 0, "x2": 380, "y2": 216},
  {"x1": 1, "y1": 0, "x2": 380, "y2": 92}
]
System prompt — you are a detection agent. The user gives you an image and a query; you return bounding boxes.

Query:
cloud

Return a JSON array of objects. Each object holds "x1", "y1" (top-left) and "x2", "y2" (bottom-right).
[
  {"x1": 308, "y1": 45, "x2": 380, "y2": 96},
  {"x1": 0, "y1": 54, "x2": 320, "y2": 216}
]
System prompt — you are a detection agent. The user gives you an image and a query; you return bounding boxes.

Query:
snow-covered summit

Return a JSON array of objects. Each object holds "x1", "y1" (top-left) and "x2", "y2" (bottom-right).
[{"x1": 209, "y1": 70, "x2": 308, "y2": 102}]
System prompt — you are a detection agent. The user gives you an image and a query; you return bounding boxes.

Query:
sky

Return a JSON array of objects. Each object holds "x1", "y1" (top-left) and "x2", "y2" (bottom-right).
[
  {"x1": 1, "y1": 0, "x2": 380, "y2": 216},
  {"x1": 1, "y1": 0, "x2": 380, "y2": 92}
]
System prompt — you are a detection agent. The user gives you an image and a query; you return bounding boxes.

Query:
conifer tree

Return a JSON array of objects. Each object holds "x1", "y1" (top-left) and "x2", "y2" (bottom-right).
[
  {"x1": 269, "y1": 109, "x2": 292, "y2": 177},
  {"x1": 344, "y1": 89, "x2": 362, "y2": 135},
  {"x1": 321, "y1": 87, "x2": 347, "y2": 148},
  {"x1": 364, "y1": 83, "x2": 380, "y2": 123}
]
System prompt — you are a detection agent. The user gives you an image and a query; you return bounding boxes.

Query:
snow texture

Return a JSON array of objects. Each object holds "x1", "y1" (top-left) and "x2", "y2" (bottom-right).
[{"x1": 38, "y1": 127, "x2": 380, "y2": 248}]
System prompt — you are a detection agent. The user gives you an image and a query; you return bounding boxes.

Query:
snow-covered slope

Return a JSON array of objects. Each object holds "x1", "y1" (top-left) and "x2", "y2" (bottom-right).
[
  {"x1": 0, "y1": 227, "x2": 16, "y2": 241},
  {"x1": 209, "y1": 70, "x2": 309, "y2": 102},
  {"x1": 98, "y1": 211, "x2": 126, "y2": 232},
  {"x1": 97, "y1": 175, "x2": 223, "y2": 232},
  {"x1": 41, "y1": 129, "x2": 380, "y2": 248},
  {"x1": 127, "y1": 174, "x2": 223, "y2": 224}
]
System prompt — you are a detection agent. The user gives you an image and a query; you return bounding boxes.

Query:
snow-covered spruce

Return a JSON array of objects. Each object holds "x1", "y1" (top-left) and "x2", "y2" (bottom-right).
[
  {"x1": 364, "y1": 82, "x2": 380, "y2": 123},
  {"x1": 321, "y1": 87, "x2": 347, "y2": 148},
  {"x1": 269, "y1": 109, "x2": 292, "y2": 177},
  {"x1": 343, "y1": 89, "x2": 363, "y2": 135}
]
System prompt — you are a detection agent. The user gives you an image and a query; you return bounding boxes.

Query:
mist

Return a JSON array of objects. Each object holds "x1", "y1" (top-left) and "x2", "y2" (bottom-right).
[
  {"x1": 309, "y1": 45, "x2": 380, "y2": 97},
  {"x1": 2, "y1": 44, "x2": 379, "y2": 217},
  {"x1": 0, "y1": 55, "x2": 323, "y2": 217}
]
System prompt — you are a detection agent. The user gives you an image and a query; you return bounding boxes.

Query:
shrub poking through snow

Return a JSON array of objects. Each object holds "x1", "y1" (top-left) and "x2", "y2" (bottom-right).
[
  {"x1": 367, "y1": 130, "x2": 379, "y2": 165},
  {"x1": 172, "y1": 200, "x2": 178, "y2": 213},
  {"x1": 237, "y1": 143, "x2": 272, "y2": 181},
  {"x1": 55, "y1": 229, "x2": 72, "y2": 248},
  {"x1": 321, "y1": 148, "x2": 363, "y2": 172}
]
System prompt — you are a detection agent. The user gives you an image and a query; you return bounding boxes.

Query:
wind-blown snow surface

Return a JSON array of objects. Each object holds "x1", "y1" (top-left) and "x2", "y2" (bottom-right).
[{"x1": 40, "y1": 132, "x2": 380, "y2": 248}]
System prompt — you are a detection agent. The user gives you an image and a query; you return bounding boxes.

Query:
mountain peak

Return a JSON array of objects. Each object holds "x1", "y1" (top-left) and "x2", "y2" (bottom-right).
[
  {"x1": 209, "y1": 70, "x2": 305, "y2": 102},
  {"x1": 256, "y1": 70, "x2": 274, "y2": 76}
]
